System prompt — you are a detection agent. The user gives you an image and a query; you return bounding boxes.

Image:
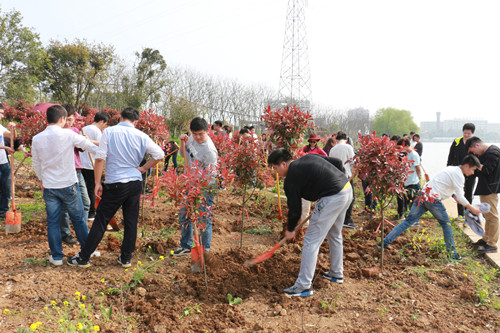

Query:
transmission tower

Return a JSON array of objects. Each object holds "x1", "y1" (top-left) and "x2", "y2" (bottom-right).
[{"x1": 278, "y1": 0, "x2": 312, "y2": 111}]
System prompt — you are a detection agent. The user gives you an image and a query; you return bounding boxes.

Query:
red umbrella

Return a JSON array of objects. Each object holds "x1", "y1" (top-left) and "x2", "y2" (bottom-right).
[{"x1": 32, "y1": 103, "x2": 56, "y2": 113}]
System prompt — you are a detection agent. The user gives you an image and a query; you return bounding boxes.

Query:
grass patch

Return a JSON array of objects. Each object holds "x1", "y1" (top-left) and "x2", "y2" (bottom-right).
[
  {"x1": 244, "y1": 225, "x2": 274, "y2": 235},
  {"x1": 17, "y1": 192, "x2": 44, "y2": 222}
]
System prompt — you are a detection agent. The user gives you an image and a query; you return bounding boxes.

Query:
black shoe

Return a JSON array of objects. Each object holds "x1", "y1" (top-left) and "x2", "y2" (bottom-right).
[
  {"x1": 67, "y1": 254, "x2": 90, "y2": 268},
  {"x1": 117, "y1": 256, "x2": 132, "y2": 268},
  {"x1": 471, "y1": 239, "x2": 487, "y2": 247},
  {"x1": 478, "y1": 245, "x2": 498, "y2": 253},
  {"x1": 448, "y1": 253, "x2": 463, "y2": 262},
  {"x1": 343, "y1": 221, "x2": 358, "y2": 229},
  {"x1": 62, "y1": 235, "x2": 78, "y2": 245},
  {"x1": 172, "y1": 247, "x2": 191, "y2": 256},
  {"x1": 377, "y1": 242, "x2": 389, "y2": 249},
  {"x1": 322, "y1": 272, "x2": 343, "y2": 284}
]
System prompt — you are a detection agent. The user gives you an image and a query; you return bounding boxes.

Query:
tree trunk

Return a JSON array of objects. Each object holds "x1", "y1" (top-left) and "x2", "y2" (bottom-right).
[
  {"x1": 380, "y1": 208, "x2": 385, "y2": 270},
  {"x1": 240, "y1": 186, "x2": 246, "y2": 248}
]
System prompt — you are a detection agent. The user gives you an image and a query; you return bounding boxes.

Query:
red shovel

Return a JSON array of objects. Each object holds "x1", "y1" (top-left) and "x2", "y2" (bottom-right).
[{"x1": 244, "y1": 214, "x2": 311, "y2": 267}]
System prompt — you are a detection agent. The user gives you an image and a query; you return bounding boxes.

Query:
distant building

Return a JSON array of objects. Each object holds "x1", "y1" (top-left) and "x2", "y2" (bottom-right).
[{"x1": 420, "y1": 112, "x2": 500, "y2": 141}]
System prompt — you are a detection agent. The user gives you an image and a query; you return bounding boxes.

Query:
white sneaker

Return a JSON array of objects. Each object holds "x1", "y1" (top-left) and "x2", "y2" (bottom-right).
[
  {"x1": 91, "y1": 251, "x2": 101, "y2": 257},
  {"x1": 49, "y1": 256, "x2": 63, "y2": 266}
]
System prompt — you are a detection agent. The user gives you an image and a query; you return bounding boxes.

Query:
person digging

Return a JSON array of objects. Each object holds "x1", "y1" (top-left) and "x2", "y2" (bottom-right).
[{"x1": 268, "y1": 148, "x2": 352, "y2": 297}]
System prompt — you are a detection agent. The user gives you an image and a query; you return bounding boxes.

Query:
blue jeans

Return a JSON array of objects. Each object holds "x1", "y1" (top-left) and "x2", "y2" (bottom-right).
[
  {"x1": 60, "y1": 172, "x2": 90, "y2": 238},
  {"x1": 0, "y1": 162, "x2": 12, "y2": 217},
  {"x1": 43, "y1": 184, "x2": 89, "y2": 260},
  {"x1": 179, "y1": 191, "x2": 215, "y2": 251},
  {"x1": 383, "y1": 199, "x2": 458, "y2": 255}
]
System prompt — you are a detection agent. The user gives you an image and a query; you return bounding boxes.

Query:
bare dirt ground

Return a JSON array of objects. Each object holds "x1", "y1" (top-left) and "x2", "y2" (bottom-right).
[{"x1": 1, "y1": 166, "x2": 499, "y2": 332}]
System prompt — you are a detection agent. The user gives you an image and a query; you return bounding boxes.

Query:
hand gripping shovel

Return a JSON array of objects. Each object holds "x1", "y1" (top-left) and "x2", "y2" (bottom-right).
[
  {"x1": 244, "y1": 214, "x2": 311, "y2": 267},
  {"x1": 6, "y1": 127, "x2": 21, "y2": 233}
]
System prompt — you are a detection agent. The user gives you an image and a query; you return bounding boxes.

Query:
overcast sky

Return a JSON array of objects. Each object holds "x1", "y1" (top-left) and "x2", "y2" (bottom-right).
[{"x1": 3, "y1": 0, "x2": 500, "y2": 125}]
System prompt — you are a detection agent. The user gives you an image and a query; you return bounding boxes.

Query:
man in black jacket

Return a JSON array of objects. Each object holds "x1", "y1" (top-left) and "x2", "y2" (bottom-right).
[
  {"x1": 268, "y1": 148, "x2": 352, "y2": 297},
  {"x1": 447, "y1": 123, "x2": 476, "y2": 218},
  {"x1": 466, "y1": 137, "x2": 500, "y2": 253}
]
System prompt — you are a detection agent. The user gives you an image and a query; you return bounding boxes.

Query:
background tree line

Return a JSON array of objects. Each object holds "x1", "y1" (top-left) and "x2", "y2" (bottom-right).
[{"x1": 0, "y1": 7, "x2": 419, "y2": 138}]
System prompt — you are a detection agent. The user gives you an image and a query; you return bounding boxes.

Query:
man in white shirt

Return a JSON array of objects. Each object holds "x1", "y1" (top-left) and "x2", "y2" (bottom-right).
[
  {"x1": 31, "y1": 105, "x2": 98, "y2": 266},
  {"x1": 79, "y1": 112, "x2": 109, "y2": 220},
  {"x1": 0, "y1": 104, "x2": 16, "y2": 219},
  {"x1": 381, "y1": 155, "x2": 482, "y2": 261},
  {"x1": 68, "y1": 108, "x2": 164, "y2": 268},
  {"x1": 329, "y1": 131, "x2": 356, "y2": 228}
]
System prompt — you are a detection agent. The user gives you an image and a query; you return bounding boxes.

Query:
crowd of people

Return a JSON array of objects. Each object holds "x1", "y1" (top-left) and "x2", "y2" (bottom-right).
[{"x1": 1, "y1": 105, "x2": 499, "y2": 299}]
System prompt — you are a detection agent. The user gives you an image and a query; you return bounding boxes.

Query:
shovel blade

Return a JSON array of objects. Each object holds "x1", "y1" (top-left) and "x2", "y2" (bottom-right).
[
  {"x1": 190, "y1": 244, "x2": 205, "y2": 272},
  {"x1": 5, "y1": 211, "x2": 22, "y2": 233}
]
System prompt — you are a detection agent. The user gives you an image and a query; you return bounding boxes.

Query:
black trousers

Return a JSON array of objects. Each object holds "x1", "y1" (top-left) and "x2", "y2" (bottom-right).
[
  {"x1": 82, "y1": 169, "x2": 96, "y2": 216},
  {"x1": 457, "y1": 175, "x2": 476, "y2": 216},
  {"x1": 397, "y1": 184, "x2": 420, "y2": 216},
  {"x1": 80, "y1": 180, "x2": 142, "y2": 261}
]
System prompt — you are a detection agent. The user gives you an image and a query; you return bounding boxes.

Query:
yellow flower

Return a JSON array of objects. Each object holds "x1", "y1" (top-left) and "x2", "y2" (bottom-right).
[
  {"x1": 30, "y1": 321, "x2": 42, "y2": 331},
  {"x1": 125, "y1": 269, "x2": 128, "y2": 272},
  {"x1": 3, "y1": 308, "x2": 9, "y2": 314},
  {"x1": 93, "y1": 325, "x2": 100, "y2": 331},
  {"x1": 51, "y1": 301, "x2": 57, "y2": 305},
  {"x1": 138, "y1": 261, "x2": 143, "y2": 266},
  {"x1": 133, "y1": 268, "x2": 136, "y2": 271},
  {"x1": 43, "y1": 307, "x2": 48, "y2": 310},
  {"x1": 159, "y1": 256, "x2": 164, "y2": 260},
  {"x1": 75, "y1": 291, "x2": 81, "y2": 299},
  {"x1": 148, "y1": 245, "x2": 151, "y2": 249},
  {"x1": 63, "y1": 301, "x2": 69, "y2": 307},
  {"x1": 79, "y1": 303, "x2": 85, "y2": 309},
  {"x1": 59, "y1": 319, "x2": 64, "y2": 323},
  {"x1": 82, "y1": 295, "x2": 86, "y2": 300},
  {"x1": 170, "y1": 250, "x2": 174, "y2": 255},
  {"x1": 77, "y1": 322, "x2": 83, "y2": 330},
  {"x1": 101, "y1": 278, "x2": 105, "y2": 283},
  {"x1": 464, "y1": 273, "x2": 468, "y2": 277},
  {"x1": 100, "y1": 292, "x2": 104, "y2": 296}
]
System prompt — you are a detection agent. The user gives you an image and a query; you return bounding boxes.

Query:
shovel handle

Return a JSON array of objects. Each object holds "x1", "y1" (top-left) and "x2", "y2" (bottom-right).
[{"x1": 278, "y1": 214, "x2": 312, "y2": 246}]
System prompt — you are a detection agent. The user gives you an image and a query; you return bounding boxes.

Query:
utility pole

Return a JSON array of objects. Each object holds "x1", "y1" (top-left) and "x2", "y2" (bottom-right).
[{"x1": 278, "y1": 0, "x2": 312, "y2": 111}]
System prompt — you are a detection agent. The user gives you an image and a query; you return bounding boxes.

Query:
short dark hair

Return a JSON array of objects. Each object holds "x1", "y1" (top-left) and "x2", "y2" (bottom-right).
[
  {"x1": 121, "y1": 107, "x2": 140, "y2": 121},
  {"x1": 94, "y1": 111, "x2": 109, "y2": 123},
  {"x1": 336, "y1": 131, "x2": 347, "y2": 141},
  {"x1": 465, "y1": 136, "x2": 483, "y2": 150},
  {"x1": 391, "y1": 135, "x2": 401, "y2": 142},
  {"x1": 463, "y1": 123, "x2": 475, "y2": 133},
  {"x1": 214, "y1": 120, "x2": 223, "y2": 127},
  {"x1": 248, "y1": 125, "x2": 255, "y2": 130},
  {"x1": 397, "y1": 138, "x2": 411, "y2": 147},
  {"x1": 413, "y1": 134, "x2": 420, "y2": 139},
  {"x1": 461, "y1": 154, "x2": 481, "y2": 168},
  {"x1": 410, "y1": 131, "x2": 415, "y2": 135},
  {"x1": 268, "y1": 148, "x2": 293, "y2": 165},
  {"x1": 402, "y1": 133, "x2": 408, "y2": 137},
  {"x1": 62, "y1": 103, "x2": 76, "y2": 117},
  {"x1": 190, "y1": 117, "x2": 208, "y2": 132},
  {"x1": 47, "y1": 105, "x2": 68, "y2": 124},
  {"x1": 239, "y1": 128, "x2": 249, "y2": 135}
]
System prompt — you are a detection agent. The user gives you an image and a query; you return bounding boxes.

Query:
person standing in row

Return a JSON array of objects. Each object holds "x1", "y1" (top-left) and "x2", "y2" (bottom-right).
[
  {"x1": 32, "y1": 105, "x2": 98, "y2": 266},
  {"x1": 447, "y1": 123, "x2": 477, "y2": 219},
  {"x1": 80, "y1": 112, "x2": 109, "y2": 221},
  {"x1": 172, "y1": 117, "x2": 218, "y2": 256},
  {"x1": 68, "y1": 108, "x2": 164, "y2": 267},
  {"x1": 466, "y1": 137, "x2": 500, "y2": 253},
  {"x1": 329, "y1": 131, "x2": 357, "y2": 228},
  {"x1": 0, "y1": 104, "x2": 16, "y2": 220},
  {"x1": 59, "y1": 104, "x2": 91, "y2": 245}
]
